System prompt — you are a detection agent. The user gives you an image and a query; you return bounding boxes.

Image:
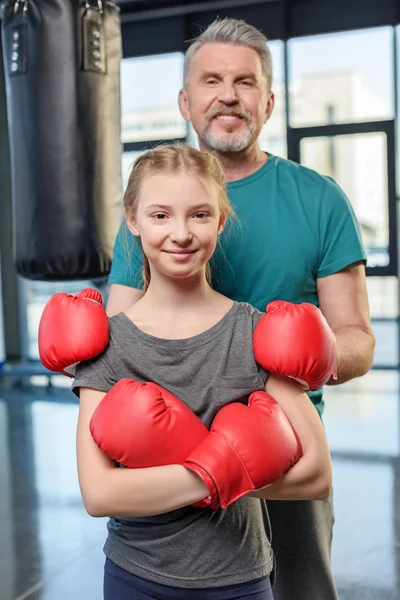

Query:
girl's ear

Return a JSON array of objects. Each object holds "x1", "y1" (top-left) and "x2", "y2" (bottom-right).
[
  {"x1": 125, "y1": 207, "x2": 140, "y2": 237},
  {"x1": 217, "y1": 214, "x2": 227, "y2": 235}
]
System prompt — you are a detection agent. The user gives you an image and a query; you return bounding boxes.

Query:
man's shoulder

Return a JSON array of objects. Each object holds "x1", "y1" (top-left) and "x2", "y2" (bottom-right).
[
  {"x1": 270, "y1": 155, "x2": 349, "y2": 208},
  {"x1": 271, "y1": 154, "x2": 332, "y2": 188}
]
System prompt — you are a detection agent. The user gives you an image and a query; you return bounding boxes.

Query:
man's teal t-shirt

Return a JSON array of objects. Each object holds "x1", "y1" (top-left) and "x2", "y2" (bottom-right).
[{"x1": 109, "y1": 154, "x2": 366, "y2": 416}]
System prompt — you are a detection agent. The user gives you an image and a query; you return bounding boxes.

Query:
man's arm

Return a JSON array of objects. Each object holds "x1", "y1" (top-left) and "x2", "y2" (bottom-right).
[
  {"x1": 107, "y1": 219, "x2": 145, "y2": 316},
  {"x1": 106, "y1": 284, "x2": 144, "y2": 317},
  {"x1": 317, "y1": 261, "x2": 375, "y2": 385}
]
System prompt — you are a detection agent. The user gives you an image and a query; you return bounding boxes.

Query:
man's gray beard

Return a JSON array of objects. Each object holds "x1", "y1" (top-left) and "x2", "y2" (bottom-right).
[{"x1": 203, "y1": 122, "x2": 257, "y2": 153}]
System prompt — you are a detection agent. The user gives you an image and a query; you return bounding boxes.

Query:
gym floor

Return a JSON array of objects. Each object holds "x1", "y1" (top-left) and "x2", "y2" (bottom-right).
[{"x1": 0, "y1": 369, "x2": 399, "y2": 600}]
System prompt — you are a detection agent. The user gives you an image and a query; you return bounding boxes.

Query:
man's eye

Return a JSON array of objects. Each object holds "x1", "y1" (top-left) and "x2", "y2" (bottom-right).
[
  {"x1": 206, "y1": 79, "x2": 218, "y2": 85},
  {"x1": 240, "y1": 80, "x2": 252, "y2": 86}
]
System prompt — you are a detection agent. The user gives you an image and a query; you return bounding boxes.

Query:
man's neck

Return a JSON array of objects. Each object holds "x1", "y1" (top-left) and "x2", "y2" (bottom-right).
[{"x1": 199, "y1": 143, "x2": 269, "y2": 183}]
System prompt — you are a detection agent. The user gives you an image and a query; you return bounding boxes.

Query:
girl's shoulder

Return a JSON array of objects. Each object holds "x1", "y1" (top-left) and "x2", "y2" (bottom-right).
[{"x1": 233, "y1": 302, "x2": 264, "y2": 331}]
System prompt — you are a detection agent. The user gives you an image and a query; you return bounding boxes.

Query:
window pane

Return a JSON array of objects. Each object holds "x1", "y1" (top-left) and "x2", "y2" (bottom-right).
[
  {"x1": 30, "y1": 400, "x2": 106, "y2": 586},
  {"x1": 289, "y1": 28, "x2": 394, "y2": 127},
  {"x1": 33, "y1": 402, "x2": 82, "y2": 501},
  {"x1": 366, "y1": 277, "x2": 398, "y2": 369},
  {"x1": 330, "y1": 462, "x2": 396, "y2": 591},
  {"x1": 371, "y1": 320, "x2": 398, "y2": 368},
  {"x1": 25, "y1": 279, "x2": 94, "y2": 360},
  {"x1": 367, "y1": 277, "x2": 397, "y2": 319},
  {"x1": 300, "y1": 132, "x2": 389, "y2": 268},
  {"x1": 122, "y1": 150, "x2": 145, "y2": 192},
  {"x1": 397, "y1": 26, "x2": 400, "y2": 197},
  {"x1": 259, "y1": 40, "x2": 287, "y2": 158},
  {"x1": 121, "y1": 53, "x2": 186, "y2": 143},
  {"x1": 0, "y1": 266, "x2": 5, "y2": 365}
]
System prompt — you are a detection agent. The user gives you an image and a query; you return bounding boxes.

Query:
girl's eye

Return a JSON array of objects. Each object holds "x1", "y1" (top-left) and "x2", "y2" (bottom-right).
[
  {"x1": 152, "y1": 213, "x2": 167, "y2": 220},
  {"x1": 194, "y1": 212, "x2": 208, "y2": 219}
]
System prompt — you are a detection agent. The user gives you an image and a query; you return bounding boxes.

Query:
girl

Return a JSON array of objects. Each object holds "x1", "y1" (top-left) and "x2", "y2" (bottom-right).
[{"x1": 72, "y1": 144, "x2": 332, "y2": 600}]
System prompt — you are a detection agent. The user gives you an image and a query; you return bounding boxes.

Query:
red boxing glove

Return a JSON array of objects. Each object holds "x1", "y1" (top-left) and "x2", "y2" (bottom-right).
[
  {"x1": 253, "y1": 301, "x2": 337, "y2": 390},
  {"x1": 183, "y1": 391, "x2": 302, "y2": 509},
  {"x1": 38, "y1": 288, "x2": 109, "y2": 377},
  {"x1": 90, "y1": 379, "x2": 209, "y2": 468}
]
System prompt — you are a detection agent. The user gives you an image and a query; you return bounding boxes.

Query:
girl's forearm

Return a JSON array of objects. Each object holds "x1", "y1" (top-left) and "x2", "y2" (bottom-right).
[
  {"x1": 84, "y1": 464, "x2": 209, "y2": 518},
  {"x1": 252, "y1": 374, "x2": 332, "y2": 501},
  {"x1": 249, "y1": 448, "x2": 332, "y2": 501}
]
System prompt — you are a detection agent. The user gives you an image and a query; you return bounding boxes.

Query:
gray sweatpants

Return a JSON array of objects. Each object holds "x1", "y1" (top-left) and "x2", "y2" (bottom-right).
[{"x1": 266, "y1": 494, "x2": 339, "y2": 600}]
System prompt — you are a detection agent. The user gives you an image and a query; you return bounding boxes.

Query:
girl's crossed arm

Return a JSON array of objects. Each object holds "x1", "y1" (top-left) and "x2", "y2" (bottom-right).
[
  {"x1": 76, "y1": 387, "x2": 208, "y2": 518},
  {"x1": 250, "y1": 374, "x2": 332, "y2": 501}
]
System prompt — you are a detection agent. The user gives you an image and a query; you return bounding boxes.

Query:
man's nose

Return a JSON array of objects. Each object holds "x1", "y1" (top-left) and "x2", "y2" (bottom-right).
[{"x1": 217, "y1": 83, "x2": 237, "y2": 104}]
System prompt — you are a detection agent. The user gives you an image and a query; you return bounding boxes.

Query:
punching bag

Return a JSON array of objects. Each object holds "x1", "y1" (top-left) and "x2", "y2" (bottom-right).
[{"x1": 1, "y1": 0, "x2": 122, "y2": 280}]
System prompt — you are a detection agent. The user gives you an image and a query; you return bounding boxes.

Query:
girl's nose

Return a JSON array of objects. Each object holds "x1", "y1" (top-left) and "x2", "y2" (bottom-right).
[{"x1": 169, "y1": 222, "x2": 193, "y2": 244}]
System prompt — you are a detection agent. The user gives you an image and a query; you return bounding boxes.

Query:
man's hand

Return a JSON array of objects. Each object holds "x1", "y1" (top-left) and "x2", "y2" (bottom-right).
[{"x1": 318, "y1": 263, "x2": 375, "y2": 384}]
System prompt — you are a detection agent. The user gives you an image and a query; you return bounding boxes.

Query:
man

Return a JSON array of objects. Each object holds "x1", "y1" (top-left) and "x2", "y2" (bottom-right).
[{"x1": 106, "y1": 18, "x2": 375, "y2": 600}]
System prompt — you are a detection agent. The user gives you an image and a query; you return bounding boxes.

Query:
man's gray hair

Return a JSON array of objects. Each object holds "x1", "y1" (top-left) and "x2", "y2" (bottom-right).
[{"x1": 184, "y1": 18, "x2": 273, "y2": 89}]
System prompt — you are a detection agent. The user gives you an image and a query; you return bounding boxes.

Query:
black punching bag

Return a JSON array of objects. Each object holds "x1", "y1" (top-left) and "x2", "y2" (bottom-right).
[{"x1": 1, "y1": 0, "x2": 122, "y2": 280}]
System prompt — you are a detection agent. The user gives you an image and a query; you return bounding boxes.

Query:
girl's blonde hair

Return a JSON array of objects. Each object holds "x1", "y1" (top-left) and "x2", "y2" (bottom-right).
[{"x1": 124, "y1": 143, "x2": 234, "y2": 291}]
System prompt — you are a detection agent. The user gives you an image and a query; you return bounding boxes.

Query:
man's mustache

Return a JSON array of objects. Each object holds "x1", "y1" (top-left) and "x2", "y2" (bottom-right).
[{"x1": 205, "y1": 106, "x2": 252, "y2": 124}]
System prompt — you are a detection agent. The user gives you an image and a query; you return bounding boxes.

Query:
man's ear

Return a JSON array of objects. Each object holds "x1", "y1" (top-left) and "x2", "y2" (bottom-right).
[
  {"x1": 125, "y1": 208, "x2": 140, "y2": 237},
  {"x1": 264, "y1": 92, "x2": 275, "y2": 124},
  {"x1": 178, "y1": 88, "x2": 191, "y2": 122}
]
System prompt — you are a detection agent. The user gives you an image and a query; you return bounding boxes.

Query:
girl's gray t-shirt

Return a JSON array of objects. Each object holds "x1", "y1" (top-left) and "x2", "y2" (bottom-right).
[{"x1": 72, "y1": 301, "x2": 274, "y2": 588}]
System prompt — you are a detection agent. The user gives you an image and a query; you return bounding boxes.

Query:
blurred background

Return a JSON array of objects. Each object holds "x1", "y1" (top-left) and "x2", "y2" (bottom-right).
[{"x1": 0, "y1": 0, "x2": 400, "y2": 598}]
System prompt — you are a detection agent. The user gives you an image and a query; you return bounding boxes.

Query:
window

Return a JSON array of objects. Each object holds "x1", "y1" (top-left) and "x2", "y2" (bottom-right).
[
  {"x1": 122, "y1": 150, "x2": 144, "y2": 192},
  {"x1": 24, "y1": 279, "x2": 95, "y2": 360},
  {"x1": 397, "y1": 26, "x2": 400, "y2": 198},
  {"x1": 121, "y1": 53, "x2": 186, "y2": 143},
  {"x1": 259, "y1": 40, "x2": 287, "y2": 158},
  {"x1": 289, "y1": 28, "x2": 394, "y2": 127},
  {"x1": 300, "y1": 132, "x2": 390, "y2": 268}
]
